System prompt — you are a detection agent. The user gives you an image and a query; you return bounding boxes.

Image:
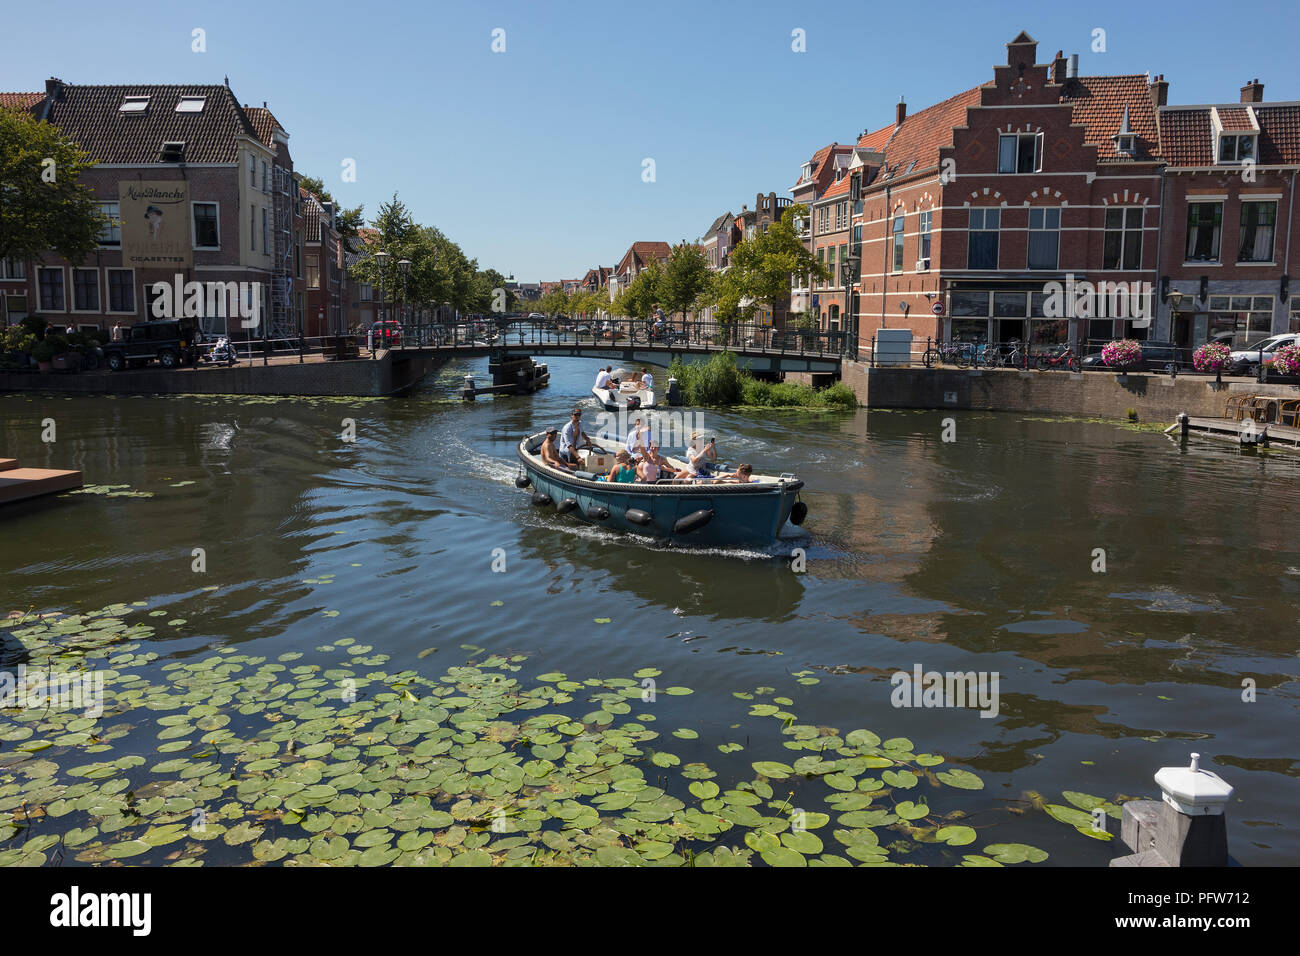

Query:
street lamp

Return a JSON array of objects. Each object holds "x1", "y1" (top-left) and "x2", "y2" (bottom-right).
[
  {"x1": 843, "y1": 256, "x2": 860, "y2": 357},
  {"x1": 374, "y1": 250, "x2": 390, "y2": 357},
  {"x1": 398, "y1": 258, "x2": 412, "y2": 335}
]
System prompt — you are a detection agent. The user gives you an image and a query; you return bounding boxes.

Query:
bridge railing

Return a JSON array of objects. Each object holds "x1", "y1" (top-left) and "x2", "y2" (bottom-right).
[{"x1": 353, "y1": 317, "x2": 851, "y2": 358}]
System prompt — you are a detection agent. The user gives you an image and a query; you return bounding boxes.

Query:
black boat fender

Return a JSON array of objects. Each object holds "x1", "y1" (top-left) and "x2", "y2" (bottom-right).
[
  {"x1": 673, "y1": 508, "x2": 715, "y2": 534},
  {"x1": 515, "y1": 475, "x2": 531, "y2": 489},
  {"x1": 586, "y1": 505, "x2": 610, "y2": 520},
  {"x1": 790, "y1": 501, "x2": 808, "y2": 526},
  {"x1": 625, "y1": 508, "x2": 653, "y2": 526},
  {"x1": 556, "y1": 498, "x2": 578, "y2": 515},
  {"x1": 531, "y1": 492, "x2": 553, "y2": 507}
]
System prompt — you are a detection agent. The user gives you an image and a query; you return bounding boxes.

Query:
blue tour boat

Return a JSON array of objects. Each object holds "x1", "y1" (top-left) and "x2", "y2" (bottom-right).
[{"x1": 515, "y1": 431, "x2": 807, "y2": 547}]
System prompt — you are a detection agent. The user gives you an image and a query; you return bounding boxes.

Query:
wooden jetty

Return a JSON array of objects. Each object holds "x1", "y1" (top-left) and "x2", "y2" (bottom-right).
[
  {"x1": 460, "y1": 353, "x2": 550, "y2": 400},
  {"x1": 0, "y1": 457, "x2": 84, "y2": 504},
  {"x1": 1166, "y1": 412, "x2": 1300, "y2": 450}
]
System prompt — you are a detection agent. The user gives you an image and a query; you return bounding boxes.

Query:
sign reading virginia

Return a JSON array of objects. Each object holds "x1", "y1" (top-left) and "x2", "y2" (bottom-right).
[{"x1": 119, "y1": 181, "x2": 191, "y2": 268}]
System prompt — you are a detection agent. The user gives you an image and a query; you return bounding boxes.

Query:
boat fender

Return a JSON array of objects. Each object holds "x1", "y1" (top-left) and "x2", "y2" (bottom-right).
[
  {"x1": 586, "y1": 505, "x2": 610, "y2": 520},
  {"x1": 515, "y1": 475, "x2": 531, "y2": 489},
  {"x1": 790, "y1": 501, "x2": 808, "y2": 526},
  {"x1": 673, "y1": 508, "x2": 715, "y2": 534},
  {"x1": 556, "y1": 498, "x2": 578, "y2": 515},
  {"x1": 531, "y1": 492, "x2": 553, "y2": 507},
  {"x1": 625, "y1": 508, "x2": 653, "y2": 526}
]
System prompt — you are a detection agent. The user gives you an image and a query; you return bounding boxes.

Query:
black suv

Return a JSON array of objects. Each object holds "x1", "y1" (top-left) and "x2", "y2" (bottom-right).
[
  {"x1": 1080, "y1": 341, "x2": 1189, "y2": 373},
  {"x1": 103, "y1": 320, "x2": 201, "y2": 371}
]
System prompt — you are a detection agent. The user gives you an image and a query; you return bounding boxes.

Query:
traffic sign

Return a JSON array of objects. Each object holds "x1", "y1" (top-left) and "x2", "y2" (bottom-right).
[{"x1": 931, "y1": 301, "x2": 944, "y2": 316}]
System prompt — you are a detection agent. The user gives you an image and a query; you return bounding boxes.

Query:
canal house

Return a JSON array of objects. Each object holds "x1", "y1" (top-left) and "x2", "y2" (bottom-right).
[{"x1": 1155, "y1": 82, "x2": 1300, "y2": 349}]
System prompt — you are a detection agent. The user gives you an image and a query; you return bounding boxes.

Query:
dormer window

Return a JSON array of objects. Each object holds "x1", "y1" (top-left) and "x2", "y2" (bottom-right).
[
  {"x1": 175, "y1": 96, "x2": 206, "y2": 113},
  {"x1": 801, "y1": 162, "x2": 813, "y2": 182},
  {"x1": 1115, "y1": 135, "x2": 1135, "y2": 155},
  {"x1": 1218, "y1": 134, "x2": 1257, "y2": 163},
  {"x1": 160, "y1": 141, "x2": 185, "y2": 162},
  {"x1": 1111, "y1": 104, "x2": 1137, "y2": 157},
  {"x1": 119, "y1": 95, "x2": 150, "y2": 113}
]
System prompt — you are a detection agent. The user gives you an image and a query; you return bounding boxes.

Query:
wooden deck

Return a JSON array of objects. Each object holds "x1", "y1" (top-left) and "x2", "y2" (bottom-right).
[
  {"x1": 1167, "y1": 416, "x2": 1300, "y2": 450},
  {"x1": 0, "y1": 460, "x2": 83, "y2": 504}
]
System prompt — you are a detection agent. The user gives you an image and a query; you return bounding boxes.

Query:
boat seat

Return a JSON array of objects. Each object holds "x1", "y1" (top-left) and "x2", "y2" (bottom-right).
[{"x1": 574, "y1": 470, "x2": 597, "y2": 482}]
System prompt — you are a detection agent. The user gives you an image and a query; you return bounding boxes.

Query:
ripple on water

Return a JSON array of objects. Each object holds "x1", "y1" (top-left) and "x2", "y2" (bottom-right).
[
  {"x1": 1000, "y1": 619, "x2": 1090, "y2": 634},
  {"x1": 1108, "y1": 589, "x2": 1229, "y2": 613}
]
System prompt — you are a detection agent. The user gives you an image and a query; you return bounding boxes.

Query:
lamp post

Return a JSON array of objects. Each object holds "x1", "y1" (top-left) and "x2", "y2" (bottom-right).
[
  {"x1": 374, "y1": 249, "x2": 390, "y2": 357},
  {"x1": 843, "y1": 257, "x2": 860, "y2": 358},
  {"x1": 398, "y1": 258, "x2": 411, "y2": 345}
]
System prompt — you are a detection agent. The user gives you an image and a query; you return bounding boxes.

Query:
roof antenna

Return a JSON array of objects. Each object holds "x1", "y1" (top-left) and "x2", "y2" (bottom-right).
[{"x1": 223, "y1": 75, "x2": 229, "y2": 87}]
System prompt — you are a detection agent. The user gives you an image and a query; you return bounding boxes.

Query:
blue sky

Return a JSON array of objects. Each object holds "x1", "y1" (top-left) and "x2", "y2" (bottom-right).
[{"x1": 4, "y1": 0, "x2": 1298, "y2": 282}]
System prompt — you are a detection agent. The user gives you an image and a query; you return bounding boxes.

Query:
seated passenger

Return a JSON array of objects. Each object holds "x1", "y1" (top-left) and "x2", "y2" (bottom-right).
[
  {"x1": 594, "y1": 365, "x2": 614, "y2": 391},
  {"x1": 636, "y1": 368, "x2": 654, "y2": 391},
  {"x1": 685, "y1": 433, "x2": 718, "y2": 478},
  {"x1": 540, "y1": 428, "x2": 577, "y2": 471},
  {"x1": 636, "y1": 454, "x2": 661, "y2": 483},
  {"x1": 645, "y1": 442, "x2": 678, "y2": 479},
  {"x1": 607, "y1": 450, "x2": 637, "y2": 482},
  {"x1": 716, "y1": 463, "x2": 756, "y2": 483}
]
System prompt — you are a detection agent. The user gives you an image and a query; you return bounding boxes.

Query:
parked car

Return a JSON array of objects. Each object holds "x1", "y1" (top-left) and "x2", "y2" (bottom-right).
[
  {"x1": 368, "y1": 319, "x2": 402, "y2": 347},
  {"x1": 1227, "y1": 333, "x2": 1300, "y2": 375},
  {"x1": 102, "y1": 320, "x2": 201, "y2": 371},
  {"x1": 1080, "y1": 341, "x2": 1188, "y2": 373}
]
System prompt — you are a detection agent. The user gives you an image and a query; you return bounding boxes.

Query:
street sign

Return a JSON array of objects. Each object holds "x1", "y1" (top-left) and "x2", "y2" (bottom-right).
[{"x1": 931, "y1": 301, "x2": 944, "y2": 316}]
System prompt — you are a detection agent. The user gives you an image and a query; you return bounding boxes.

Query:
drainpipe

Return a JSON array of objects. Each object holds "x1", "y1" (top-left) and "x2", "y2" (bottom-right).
[
  {"x1": 1154, "y1": 167, "x2": 1166, "y2": 343},
  {"x1": 1286, "y1": 168, "x2": 1297, "y2": 331},
  {"x1": 881, "y1": 185, "x2": 891, "y2": 331}
]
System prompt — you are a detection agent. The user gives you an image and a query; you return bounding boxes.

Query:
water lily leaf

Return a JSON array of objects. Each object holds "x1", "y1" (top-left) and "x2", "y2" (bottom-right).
[
  {"x1": 936, "y1": 769, "x2": 984, "y2": 790},
  {"x1": 895, "y1": 801, "x2": 929, "y2": 821},
  {"x1": 688, "y1": 781, "x2": 720, "y2": 800},
  {"x1": 983, "y1": 843, "x2": 1049, "y2": 864},
  {"x1": 936, "y1": 825, "x2": 977, "y2": 846},
  {"x1": 751, "y1": 761, "x2": 793, "y2": 779}
]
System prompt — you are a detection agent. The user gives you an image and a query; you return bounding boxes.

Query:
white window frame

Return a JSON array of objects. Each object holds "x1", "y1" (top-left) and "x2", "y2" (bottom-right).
[
  {"x1": 1237, "y1": 200, "x2": 1277, "y2": 264},
  {"x1": 175, "y1": 95, "x2": 205, "y2": 113},
  {"x1": 119, "y1": 95, "x2": 150, "y2": 113},
  {"x1": 998, "y1": 132, "x2": 1044, "y2": 174},
  {"x1": 249, "y1": 154, "x2": 257, "y2": 186},
  {"x1": 250, "y1": 204, "x2": 257, "y2": 252},
  {"x1": 1, "y1": 258, "x2": 26, "y2": 280},
  {"x1": 105, "y1": 267, "x2": 137, "y2": 314},
  {"x1": 1103, "y1": 207, "x2": 1143, "y2": 270},
  {"x1": 191, "y1": 201, "x2": 221, "y2": 250},
  {"x1": 37, "y1": 266, "x2": 68, "y2": 313},
  {"x1": 96, "y1": 201, "x2": 122, "y2": 248},
  {"x1": 1217, "y1": 133, "x2": 1258, "y2": 165},
  {"x1": 70, "y1": 267, "x2": 101, "y2": 313},
  {"x1": 261, "y1": 207, "x2": 269, "y2": 253},
  {"x1": 1027, "y1": 207, "x2": 1061, "y2": 271}
]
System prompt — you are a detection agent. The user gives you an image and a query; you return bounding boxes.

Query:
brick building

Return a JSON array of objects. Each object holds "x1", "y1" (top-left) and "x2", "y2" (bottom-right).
[
  {"x1": 790, "y1": 142, "x2": 853, "y2": 319},
  {"x1": 609, "y1": 241, "x2": 671, "y2": 301},
  {"x1": 1156, "y1": 81, "x2": 1300, "y2": 348},
  {"x1": 14, "y1": 78, "x2": 282, "y2": 337},
  {"x1": 811, "y1": 33, "x2": 1169, "y2": 357}
]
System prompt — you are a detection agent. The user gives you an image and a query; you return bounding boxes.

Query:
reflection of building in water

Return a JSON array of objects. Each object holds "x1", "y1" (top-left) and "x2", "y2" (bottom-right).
[{"x1": 813, "y1": 410, "x2": 942, "y2": 586}]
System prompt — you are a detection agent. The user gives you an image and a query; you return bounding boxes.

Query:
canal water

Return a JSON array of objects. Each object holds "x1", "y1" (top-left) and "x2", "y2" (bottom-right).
[{"x1": 2, "y1": 356, "x2": 1298, "y2": 866}]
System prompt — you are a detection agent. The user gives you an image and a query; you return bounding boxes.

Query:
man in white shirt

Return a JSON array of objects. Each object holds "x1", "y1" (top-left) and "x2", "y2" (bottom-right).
[
  {"x1": 637, "y1": 368, "x2": 654, "y2": 391},
  {"x1": 594, "y1": 366, "x2": 613, "y2": 391},
  {"x1": 559, "y1": 408, "x2": 592, "y2": 465},
  {"x1": 625, "y1": 418, "x2": 647, "y2": 456}
]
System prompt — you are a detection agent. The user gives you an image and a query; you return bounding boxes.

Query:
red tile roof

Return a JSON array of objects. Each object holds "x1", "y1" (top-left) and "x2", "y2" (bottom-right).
[
  {"x1": 792, "y1": 142, "x2": 852, "y2": 193},
  {"x1": 1063, "y1": 75, "x2": 1161, "y2": 161},
  {"x1": 41, "y1": 83, "x2": 260, "y2": 164},
  {"x1": 243, "y1": 105, "x2": 283, "y2": 147},
  {"x1": 857, "y1": 122, "x2": 895, "y2": 151},
  {"x1": 1217, "y1": 107, "x2": 1255, "y2": 131},
  {"x1": 1161, "y1": 103, "x2": 1300, "y2": 166},
  {"x1": 0, "y1": 92, "x2": 43, "y2": 111}
]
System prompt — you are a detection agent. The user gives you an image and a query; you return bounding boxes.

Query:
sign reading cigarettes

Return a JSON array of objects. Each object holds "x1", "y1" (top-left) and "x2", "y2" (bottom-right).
[{"x1": 120, "y1": 181, "x2": 192, "y2": 268}]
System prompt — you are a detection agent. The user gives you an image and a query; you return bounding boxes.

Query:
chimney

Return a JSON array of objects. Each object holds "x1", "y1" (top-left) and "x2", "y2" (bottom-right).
[
  {"x1": 1150, "y1": 74, "x2": 1168, "y2": 108},
  {"x1": 896, "y1": 96, "x2": 907, "y2": 125},
  {"x1": 1067, "y1": 54, "x2": 1079, "y2": 80},
  {"x1": 1241, "y1": 79, "x2": 1264, "y2": 103},
  {"x1": 44, "y1": 77, "x2": 64, "y2": 101},
  {"x1": 1052, "y1": 50, "x2": 1067, "y2": 84}
]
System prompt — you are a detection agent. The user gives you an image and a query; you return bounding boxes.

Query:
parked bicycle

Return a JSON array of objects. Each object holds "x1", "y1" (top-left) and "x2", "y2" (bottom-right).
[
  {"x1": 922, "y1": 341, "x2": 979, "y2": 368},
  {"x1": 983, "y1": 339, "x2": 1028, "y2": 369},
  {"x1": 1034, "y1": 344, "x2": 1081, "y2": 372}
]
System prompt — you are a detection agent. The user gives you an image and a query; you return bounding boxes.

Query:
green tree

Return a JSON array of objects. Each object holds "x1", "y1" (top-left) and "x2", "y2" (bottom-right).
[
  {"x1": 0, "y1": 108, "x2": 104, "y2": 266},
  {"x1": 727, "y1": 204, "x2": 828, "y2": 322},
  {"x1": 621, "y1": 259, "x2": 664, "y2": 321},
  {"x1": 660, "y1": 242, "x2": 711, "y2": 325}
]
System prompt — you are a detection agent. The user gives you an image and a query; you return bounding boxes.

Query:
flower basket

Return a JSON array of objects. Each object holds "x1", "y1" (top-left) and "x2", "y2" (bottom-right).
[
  {"x1": 1269, "y1": 344, "x2": 1300, "y2": 377},
  {"x1": 1193, "y1": 342, "x2": 1231, "y2": 373},
  {"x1": 1101, "y1": 339, "x2": 1143, "y2": 369}
]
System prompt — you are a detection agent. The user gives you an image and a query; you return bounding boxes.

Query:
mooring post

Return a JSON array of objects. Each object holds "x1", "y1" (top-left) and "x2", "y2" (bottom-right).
[
  {"x1": 1111, "y1": 753, "x2": 1234, "y2": 867},
  {"x1": 1178, "y1": 411, "x2": 1189, "y2": 442},
  {"x1": 461, "y1": 374, "x2": 476, "y2": 402}
]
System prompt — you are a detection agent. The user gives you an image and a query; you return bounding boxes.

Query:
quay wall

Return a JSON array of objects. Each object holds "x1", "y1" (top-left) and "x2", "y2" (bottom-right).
[
  {"x1": 841, "y1": 362, "x2": 1300, "y2": 422},
  {"x1": 0, "y1": 352, "x2": 445, "y2": 398}
]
